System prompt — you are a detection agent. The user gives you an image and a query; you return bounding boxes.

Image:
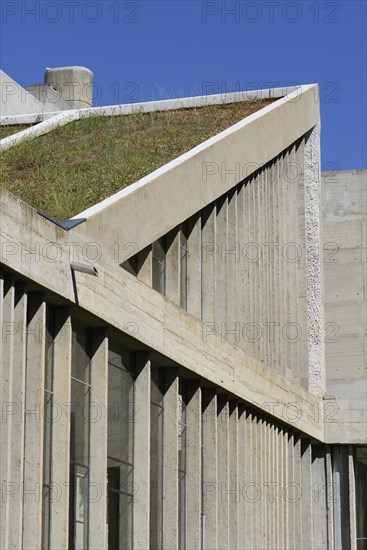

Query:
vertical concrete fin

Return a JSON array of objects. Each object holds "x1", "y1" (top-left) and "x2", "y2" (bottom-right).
[
  {"x1": 8, "y1": 284, "x2": 27, "y2": 549},
  {"x1": 133, "y1": 353, "x2": 151, "y2": 549},
  {"x1": 89, "y1": 329, "x2": 108, "y2": 549},
  {"x1": 228, "y1": 403, "x2": 238, "y2": 550},
  {"x1": 186, "y1": 381, "x2": 202, "y2": 550},
  {"x1": 49, "y1": 308, "x2": 72, "y2": 550},
  {"x1": 201, "y1": 204, "x2": 216, "y2": 324},
  {"x1": 162, "y1": 369, "x2": 179, "y2": 548},
  {"x1": 187, "y1": 213, "x2": 202, "y2": 319},
  {"x1": 217, "y1": 397, "x2": 230, "y2": 549},
  {"x1": 0, "y1": 277, "x2": 15, "y2": 550},
  {"x1": 202, "y1": 390, "x2": 218, "y2": 549},
  {"x1": 23, "y1": 293, "x2": 46, "y2": 550}
]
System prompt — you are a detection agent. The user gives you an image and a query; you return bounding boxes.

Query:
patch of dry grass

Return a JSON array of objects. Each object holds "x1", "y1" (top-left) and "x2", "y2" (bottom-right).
[{"x1": 0, "y1": 100, "x2": 274, "y2": 220}]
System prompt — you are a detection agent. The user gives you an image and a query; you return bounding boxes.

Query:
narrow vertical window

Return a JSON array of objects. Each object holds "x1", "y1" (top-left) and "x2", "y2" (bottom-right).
[
  {"x1": 178, "y1": 380, "x2": 187, "y2": 549},
  {"x1": 180, "y1": 224, "x2": 188, "y2": 310},
  {"x1": 41, "y1": 307, "x2": 55, "y2": 549},
  {"x1": 107, "y1": 345, "x2": 135, "y2": 549},
  {"x1": 69, "y1": 322, "x2": 91, "y2": 550},
  {"x1": 152, "y1": 238, "x2": 166, "y2": 295},
  {"x1": 150, "y1": 366, "x2": 164, "y2": 548}
]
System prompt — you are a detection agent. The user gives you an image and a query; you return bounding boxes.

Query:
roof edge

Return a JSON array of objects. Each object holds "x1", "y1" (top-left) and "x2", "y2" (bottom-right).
[{"x1": 0, "y1": 84, "x2": 311, "y2": 126}]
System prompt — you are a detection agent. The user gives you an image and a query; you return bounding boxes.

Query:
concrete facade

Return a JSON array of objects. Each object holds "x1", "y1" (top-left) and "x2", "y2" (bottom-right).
[
  {"x1": 0, "y1": 80, "x2": 366, "y2": 549},
  {"x1": 322, "y1": 169, "x2": 367, "y2": 444}
]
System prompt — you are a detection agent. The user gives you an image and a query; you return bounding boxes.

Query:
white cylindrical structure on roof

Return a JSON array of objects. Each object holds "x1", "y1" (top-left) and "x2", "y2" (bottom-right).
[{"x1": 44, "y1": 66, "x2": 93, "y2": 109}]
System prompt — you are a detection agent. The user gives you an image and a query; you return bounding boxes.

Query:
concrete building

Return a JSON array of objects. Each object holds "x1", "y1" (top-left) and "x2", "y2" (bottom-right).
[{"x1": 0, "y1": 70, "x2": 366, "y2": 549}]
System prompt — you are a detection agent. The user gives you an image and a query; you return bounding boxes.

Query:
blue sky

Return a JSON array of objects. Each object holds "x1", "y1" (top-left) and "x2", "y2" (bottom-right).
[{"x1": 1, "y1": 0, "x2": 366, "y2": 169}]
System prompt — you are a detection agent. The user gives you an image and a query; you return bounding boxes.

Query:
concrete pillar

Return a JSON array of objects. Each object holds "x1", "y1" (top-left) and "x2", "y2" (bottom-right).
[
  {"x1": 252, "y1": 413, "x2": 260, "y2": 549},
  {"x1": 8, "y1": 285, "x2": 27, "y2": 549},
  {"x1": 185, "y1": 381, "x2": 202, "y2": 550},
  {"x1": 244, "y1": 410, "x2": 253, "y2": 549},
  {"x1": 133, "y1": 353, "x2": 151, "y2": 549},
  {"x1": 278, "y1": 425, "x2": 285, "y2": 549},
  {"x1": 348, "y1": 446, "x2": 357, "y2": 550},
  {"x1": 0, "y1": 277, "x2": 15, "y2": 550},
  {"x1": 240, "y1": 180, "x2": 251, "y2": 358},
  {"x1": 237, "y1": 407, "x2": 246, "y2": 549},
  {"x1": 301, "y1": 440, "x2": 313, "y2": 547},
  {"x1": 215, "y1": 197, "x2": 227, "y2": 330},
  {"x1": 136, "y1": 246, "x2": 152, "y2": 286},
  {"x1": 274, "y1": 157, "x2": 286, "y2": 377},
  {"x1": 326, "y1": 447, "x2": 335, "y2": 550},
  {"x1": 312, "y1": 446, "x2": 329, "y2": 549},
  {"x1": 274, "y1": 422, "x2": 281, "y2": 550},
  {"x1": 248, "y1": 175, "x2": 259, "y2": 362},
  {"x1": 187, "y1": 213, "x2": 202, "y2": 319},
  {"x1": 257, "y1": 170, "x2": 266, "y2": 368},
  {"x1": 270, "y1": 421, "x2": 277, "y2": 549},
  {"x1": 228, "y1": 402, "x2": 238, "y2": 550},
  {"x1": 44, "y1": 66, "x2": 93, "y2": 109},
  {"x1": 166, "y1": 229, "x2": 180, "y2": 305},
  {"x1": 49, "y1": 308, "x2": 72, "y2": 550},
  {"x1": 217, "y1": 397, "x2": 229, "y2": 549},
  {"x1": 283, "y1": 427, "x2": 289, "y2": 549},
  {"x1": 259, "y1": 417, "x2": 269, "y2": 548},
  {"x1": 235, "y1": 183, "x2": 246, "y2": 352},
  {"x1": 89, "y1": 329, "x2": 108, "y2": 549},
  {"x1": 162, "y1": 369, "x2": 179, "y2": 549},
  {"x1": 202, "y1": 390, "x2": 217, "y2": 549},
  {"x1": 287, "y1": 432, "x2": 296, "y2": 550},
  {"x1": 294, "y1": 434, "x2": 302, "y2": 549},
  {"x1": 226, "y1": 190, "x2": 237, "y2": 340},
  {"x1": 201, "y1": 205, "x2": 216, "y2": 323},
  {"x1": 22, "y1": 294, "x2": 46, "y2": 550}
]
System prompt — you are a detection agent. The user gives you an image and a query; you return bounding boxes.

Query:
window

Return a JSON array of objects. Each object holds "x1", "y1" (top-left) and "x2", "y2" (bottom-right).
[
  {"x1": 69, "y1": 322, "x2": 91, "y2": 550},
  {"x1": 107, "y1": 345, "x2": 135, "y2": 549},
  {"x1": 41, "y1": 307, "x2": 55, "y2": 550},
  {"x1": 152, "y1": 238, "x2": 166, "y2": 295}
]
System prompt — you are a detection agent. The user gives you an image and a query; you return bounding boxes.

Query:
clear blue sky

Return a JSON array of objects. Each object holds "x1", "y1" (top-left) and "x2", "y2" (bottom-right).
[{"x1": 1, "y1": 0, "x2": 366, "y2": 169}]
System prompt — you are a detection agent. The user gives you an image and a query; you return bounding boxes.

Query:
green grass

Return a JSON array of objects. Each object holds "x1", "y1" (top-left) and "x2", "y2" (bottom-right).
[
  {"x1": 0, "y1": 100, "x2": 273, "y2": 221},
  {"x1": 0, "y1": 125, "x2": 32, "y2": 139}
]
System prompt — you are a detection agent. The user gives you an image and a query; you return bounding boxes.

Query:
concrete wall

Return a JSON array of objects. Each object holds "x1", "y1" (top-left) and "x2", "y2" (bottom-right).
[
  {"x1": 322, "y1": 169, "x2": 367, "y2": 444},
  {"x1": 0, "y1": 267, "x2": 362, "y2": 548},
  {"x1": 125, "y1": 135, "x2": 311, "y2": 391}
]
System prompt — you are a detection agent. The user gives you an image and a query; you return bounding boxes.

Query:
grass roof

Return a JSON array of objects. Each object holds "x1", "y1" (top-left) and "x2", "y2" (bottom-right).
[
  {"x1": 0, "y1": 124, "x2": 33, "y2": 139},
  {"x1": 0, "y1": 99, "x2": 274, "y2": 221}
]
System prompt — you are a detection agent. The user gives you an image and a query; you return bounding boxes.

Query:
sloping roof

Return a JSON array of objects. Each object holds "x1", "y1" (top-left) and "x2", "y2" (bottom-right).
[
  {"x1": 0, "y1": 99, "x2": 273, "y2": 221},
  {"x1": 0, "y1": 70, "x2": 45, "y2": 116}
]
